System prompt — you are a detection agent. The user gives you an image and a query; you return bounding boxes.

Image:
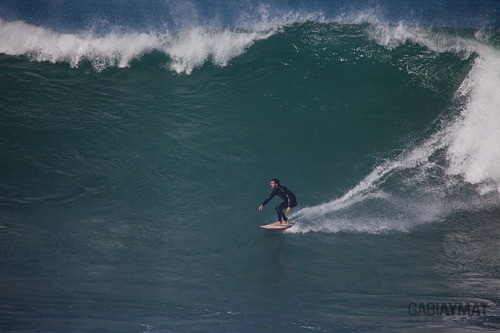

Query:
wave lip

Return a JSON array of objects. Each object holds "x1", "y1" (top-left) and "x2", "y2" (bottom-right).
[
  {"x1": 2, "y1": 1, "x2": 498, "y2": 74},
  {"x1": 0, "y1": 19, "x2": 162, "y2": 70},
  {"x1": 164, "y1": 28, "x2": 273, "y2": 74},
  {"x1": 0, "y1": 19, "x2": 275, "y2": 73}
]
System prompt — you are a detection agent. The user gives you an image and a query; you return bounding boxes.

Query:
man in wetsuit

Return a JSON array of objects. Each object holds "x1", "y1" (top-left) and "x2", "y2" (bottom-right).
[{"x1": 258, "y1": 178, "x2": 297, "y2": 225}]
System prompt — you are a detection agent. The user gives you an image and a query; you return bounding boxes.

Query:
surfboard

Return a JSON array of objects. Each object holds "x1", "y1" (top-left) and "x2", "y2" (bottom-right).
[{"x1": 257, "y1": 220, "x2": 298, "y2": 231}]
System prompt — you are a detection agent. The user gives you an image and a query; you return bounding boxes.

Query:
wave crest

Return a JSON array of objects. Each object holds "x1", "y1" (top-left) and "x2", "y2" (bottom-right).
[
  {"x1": 164, "y1": 28, "x2": 273, "y2": 74},
  {"x1": 0, "y1": 19, "x2": 274, "y2": 73}
]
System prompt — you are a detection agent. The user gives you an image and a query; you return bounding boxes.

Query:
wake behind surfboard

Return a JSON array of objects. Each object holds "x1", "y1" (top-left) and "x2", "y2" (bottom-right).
[{"x1": 257, "y1": 220, "x2": 298, "y2": 231}]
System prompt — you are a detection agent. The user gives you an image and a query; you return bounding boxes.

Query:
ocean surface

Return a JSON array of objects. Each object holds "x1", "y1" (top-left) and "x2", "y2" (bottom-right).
[{"x1": 1, "y1": 1, "x2": 500, "y2": 331}]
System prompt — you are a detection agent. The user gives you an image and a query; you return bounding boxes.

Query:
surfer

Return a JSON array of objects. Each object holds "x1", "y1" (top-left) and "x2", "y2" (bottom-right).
[{"x1": 258, "y1": 178, "x2": 297, "y2": 225}]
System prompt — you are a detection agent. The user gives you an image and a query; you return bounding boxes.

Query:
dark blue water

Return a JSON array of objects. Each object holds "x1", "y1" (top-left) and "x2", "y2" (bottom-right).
[{"x1": 1, "y1": 1, "x2": 500, "y2": 331}]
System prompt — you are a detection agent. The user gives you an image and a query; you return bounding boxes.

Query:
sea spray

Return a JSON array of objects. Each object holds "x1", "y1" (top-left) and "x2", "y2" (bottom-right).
[
  {"x1": 0, "y1": 19, "x2": 162, "y2": 70},
  {"x1": 0, "y1": 19, "x2": 274, "y2": 73},
  {"x1": 164, "y1": 28, "x2": 274, "y2": 74}
]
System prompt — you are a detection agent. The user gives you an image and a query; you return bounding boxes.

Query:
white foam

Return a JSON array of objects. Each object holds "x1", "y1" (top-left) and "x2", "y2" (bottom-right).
[
  {"x1": 446, "y1": 50, "x2": 500, "y2": 194},
  {"x1": 164, "y1": 28, "x2": 273, "y2": 74},
  {"x1": 0, "y1": 19, "x2": 163, "y2": 70},
  {"x1": 0, "y1": 19, "x2": 275, "y2": 73}
]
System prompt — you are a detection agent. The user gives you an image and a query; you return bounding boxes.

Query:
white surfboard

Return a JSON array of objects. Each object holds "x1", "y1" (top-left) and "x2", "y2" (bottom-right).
[{"x1": 257, "y1": 220, "x2": 298, "y2": 231}]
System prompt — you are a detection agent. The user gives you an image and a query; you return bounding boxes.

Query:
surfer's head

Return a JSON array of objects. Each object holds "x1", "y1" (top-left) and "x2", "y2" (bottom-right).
[{"x1": 270, "y1": 178, "x2": 280, "y2": 189}]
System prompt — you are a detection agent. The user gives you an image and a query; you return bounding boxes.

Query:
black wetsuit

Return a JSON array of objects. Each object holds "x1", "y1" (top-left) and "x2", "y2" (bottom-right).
[{"x1": 262, "y1": 185, "x2": 298, "y2": 222}]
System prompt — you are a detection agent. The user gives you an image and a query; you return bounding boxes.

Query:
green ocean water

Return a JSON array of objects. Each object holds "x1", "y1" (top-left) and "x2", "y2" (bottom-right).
[{"x1": 1, "y1": 16, "x2": 500, "y2": 332}]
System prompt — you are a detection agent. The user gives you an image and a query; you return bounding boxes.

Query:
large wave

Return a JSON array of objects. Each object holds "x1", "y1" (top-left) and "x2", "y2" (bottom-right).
[
  {"x1": 1, "y1": 4, "x2": 499, "y2": 235},
  {"x1": 291, "y1": 23, "x2": 500, "y2": 234}
]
